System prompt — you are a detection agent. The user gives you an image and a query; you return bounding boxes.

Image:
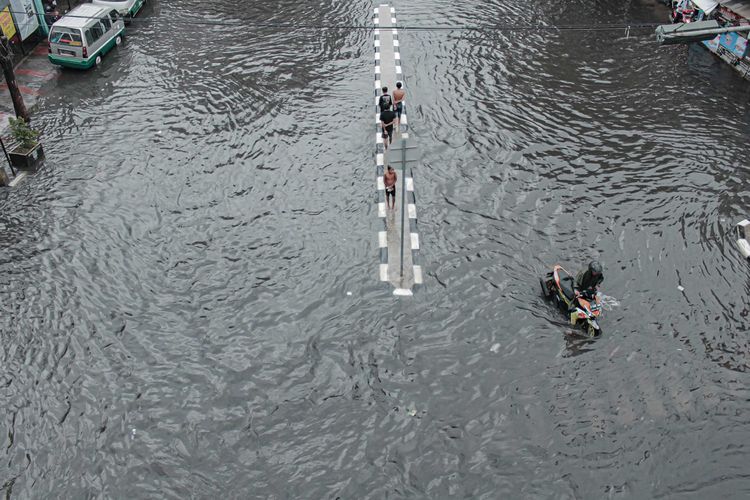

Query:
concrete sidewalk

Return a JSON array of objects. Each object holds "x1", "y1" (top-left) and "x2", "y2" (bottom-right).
[
  {"x1": 0, "y1": 0, "x2": 89, "y2": 131},
  {"x1": 0, "y1": 44, "x2": 57, "y2": 128}
]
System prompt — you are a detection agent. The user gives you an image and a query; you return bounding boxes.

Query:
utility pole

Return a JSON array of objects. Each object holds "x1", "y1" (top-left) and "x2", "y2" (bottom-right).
[
  {"x1": 386, "y1": 137, "x2": 419, "y2": 291},
  {"x1": 655, "y1": 20, "x2": 750, "y2": 45},
  {"x1": 0, "y1": 36, "x2": 28, "y2": 122}
]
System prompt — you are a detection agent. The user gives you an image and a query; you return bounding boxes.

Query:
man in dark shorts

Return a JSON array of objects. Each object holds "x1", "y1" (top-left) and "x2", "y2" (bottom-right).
[
  {"x1": 393, "y1": 81, "x2": 405, "y2": 130},
  {"x1": 384, "y1": 165, "x2": 397, "y2": 209},
  {"x1": 380, "y1": 107, "x2": 396, "y2": 150}
]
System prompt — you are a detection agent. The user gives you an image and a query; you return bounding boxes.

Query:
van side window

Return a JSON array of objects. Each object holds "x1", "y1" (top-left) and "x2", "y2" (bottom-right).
[
  {"x1": 90, "y1": 23, "x2": 104, "y2": 42},
  {"x1": 85, "y1": 29, "x2": 94, "y2": 45},
  {"x1": 101, "y1": 17, "x2": 111, "y2": 31}
]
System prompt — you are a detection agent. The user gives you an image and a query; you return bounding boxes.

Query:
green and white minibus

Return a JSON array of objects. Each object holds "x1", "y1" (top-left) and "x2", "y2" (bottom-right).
[
  {"x1": 92, "y1": 0, "x2": 146, "y2": 21},
  {"x1": 48, "y1": 4, "x2": 125, "y2": 70}
]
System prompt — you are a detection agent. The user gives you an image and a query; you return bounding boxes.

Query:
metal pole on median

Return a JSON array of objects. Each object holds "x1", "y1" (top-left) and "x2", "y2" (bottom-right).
[
  {"x1": 399, "y1": 136, "x2": 407, "y2": 279},
  {"x1": 0, "y1": 136, "x2": 15, "y2": 176},
  {"x1": 388, "y1": 137, "x2": 418, "y2": 287}
]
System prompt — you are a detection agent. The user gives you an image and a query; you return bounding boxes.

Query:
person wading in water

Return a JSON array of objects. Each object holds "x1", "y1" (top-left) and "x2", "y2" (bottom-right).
[
  {"x1": 392, "y1": 81, "x2": 405, "y2": 131},
  {"x1": 384, "y1": 165, "x2": 397, "y2": 210},
  {"x1": 380, "y1": 107, "x2": 396, "y2": 150}
]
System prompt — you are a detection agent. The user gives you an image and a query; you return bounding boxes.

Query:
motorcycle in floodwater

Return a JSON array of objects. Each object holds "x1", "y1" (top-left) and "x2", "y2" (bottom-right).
[{"x1": 540, "y1": 265, "x2": 603, "y2": 337}]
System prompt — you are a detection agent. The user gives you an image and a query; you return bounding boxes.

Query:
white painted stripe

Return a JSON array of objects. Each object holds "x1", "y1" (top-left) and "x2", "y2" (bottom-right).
[
  {"x1": 392, "y1": 29, "x2": 398, "y2": 35},
  {"x1": 394, "y1": 52, "x2": 401, "y2": 60},
  {"x1": 396, "y1": 66, "x2": 402, "y2": 74},
  {"x1": 374, "y1": 40, "x2": 380, "y2": 47},
  {"x1": 374, "y1": 95, "x2": 380, "y2": 105},
  {"x1": 375, "y1": 113, "x2": 380, "y2": 123},
  {"x1": 377, "y1": 176, "x2": 384, "y2": 190},
  {"x1": 374, "y1": 18, "x2": 380, "y2": 24},
  {"x1": 374, "y1": 8, "x2": 379, "y2": 14},
  {"x1": 413, "y1": 265, "x2": 423, "y2": 284},
  {"x1": 375, "y1": 65, "x2": 380, "y2": 74},
  {"x1": 376, "y1": 132, "x2": 383, "y2": 144},
  {"x1": 374, "y1": 29, "x2": 380, "y2": 35},
  {"x1": 378, "y1": 231, "x2": 387, "y2": 248},
  {"x1": 401, "y1": 132, "x2": 409, "y2": 139},
  {"x1": 411, "y1": 233, "x2": 420, "y2": 250},
  {"x1": 374, "y1": 80, "x2": 380, "y2": 89},
  {"x1": 8, "y1": 172, "x2": 26, "y2": 187},
  {"x1": 394, "y1": 40, "x2": 399, "y2": 47},
  {"x1": 391, "y1": 17, "x2": 397, "y2": 23},
  {"x1": 390, "y1": 7, "x2": 395, "y2": 13},
  {"x1": 393, "y1": 288, "x2": 413, "y2": 296},
  {"x1": 401, "y1": 114, "x2": 407, "y2": 125},
  {"x1": 375, "y1": 52, "x2": 380, "y2": 60},
  {"x1": 406, "y1": 177, "x2": 414, "y2": 191},
  {"x1": 380, "y1": 263, "x2": 389, "y2": 281},
  {"x1": 408, "y1": 204, "x2": 416, "y2": 219},
  {"x1": 378, "y1": 202, "x2": 386, "y2": 217},
  {"x1": 376, "y1": 153, "x2": 384, "y2": 166}
]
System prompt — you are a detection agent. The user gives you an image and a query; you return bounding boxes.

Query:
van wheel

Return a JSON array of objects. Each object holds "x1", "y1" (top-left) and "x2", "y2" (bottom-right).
[
  {"x1": 95, "y1": 55, "x2": 102, "y2": 66},
  {"x1": 115, "y1": 36, "x2": 122, "y2": 46}
]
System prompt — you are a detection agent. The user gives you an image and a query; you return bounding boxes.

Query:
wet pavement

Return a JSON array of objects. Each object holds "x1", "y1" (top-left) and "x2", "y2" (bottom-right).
[
  {"x1": 0, "y1": 44, "x2": 54, "y2": 131},
  {"x1": 1, "y1": 0, "x2": 750, "y2": 498}
]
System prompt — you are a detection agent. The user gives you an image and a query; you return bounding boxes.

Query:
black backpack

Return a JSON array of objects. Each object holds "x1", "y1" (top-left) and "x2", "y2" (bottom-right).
[{"x1": 379, "y1": 94, "x2": 392, "y2": 111}]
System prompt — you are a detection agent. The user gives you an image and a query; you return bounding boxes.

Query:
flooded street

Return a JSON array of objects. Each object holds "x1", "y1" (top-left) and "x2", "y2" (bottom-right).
[{"x1": 2, "y1": 0, "x2": 750, "y2": 497}]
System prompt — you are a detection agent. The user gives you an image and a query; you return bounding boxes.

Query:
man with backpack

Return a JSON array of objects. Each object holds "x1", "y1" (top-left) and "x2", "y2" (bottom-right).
[{"x1": 378, "y1": 86, "x2": 393, "y2": 112}]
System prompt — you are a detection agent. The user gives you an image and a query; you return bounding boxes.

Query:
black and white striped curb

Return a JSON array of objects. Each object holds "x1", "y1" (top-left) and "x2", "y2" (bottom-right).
[{"x1": 374, "y1": 4, "x2": 422, "y2": 287}]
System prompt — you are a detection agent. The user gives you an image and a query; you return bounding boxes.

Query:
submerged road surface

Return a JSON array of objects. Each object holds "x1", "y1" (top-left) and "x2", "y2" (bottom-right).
[{"x1": 1, "y1": 0, "x2": 750, "y2": 497}]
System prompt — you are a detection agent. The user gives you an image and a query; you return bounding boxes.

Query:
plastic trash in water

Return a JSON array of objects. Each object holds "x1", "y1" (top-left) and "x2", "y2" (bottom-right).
[
  {"x1": 677, "y1": 285, "x2": 685, "y2": 292},
  {"x1": 490, "y1": 343, "x2": 501, "y2": 353},
  {"x1": 131, "y1": 428, "x2": 136, "y2": 440},
  {"x1": 598, "y1": 293, "x2": 620, "y2": 311}
]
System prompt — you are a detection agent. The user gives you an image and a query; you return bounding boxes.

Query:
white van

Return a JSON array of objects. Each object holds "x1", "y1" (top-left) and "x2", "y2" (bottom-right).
[
  {"x1": 48, "y1": 4, "x2": 125, "y2": 69},
  {"x1": 92, "y1": 0, "x2": 146, "y2": 21}
]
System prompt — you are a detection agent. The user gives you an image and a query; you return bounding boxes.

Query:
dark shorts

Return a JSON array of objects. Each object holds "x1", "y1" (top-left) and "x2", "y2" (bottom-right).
[
  {"x1": 385, "y1": 185, "x2": 396, "y2": 197},
  {"x1": 395, "y1": 102, "x2": 403, "y2": 118},
  {"x1": 384, "y1": 125, "x2": 394, "y2": 142}
]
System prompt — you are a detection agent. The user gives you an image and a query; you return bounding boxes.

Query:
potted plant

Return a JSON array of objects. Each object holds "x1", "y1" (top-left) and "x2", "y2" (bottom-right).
[{"x1": 8, "y1": 117, "x2": 43, "y2": 170}]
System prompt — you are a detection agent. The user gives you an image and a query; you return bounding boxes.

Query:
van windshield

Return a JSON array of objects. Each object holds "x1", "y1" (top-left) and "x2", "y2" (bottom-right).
[{"x1": 50, "y1": 27, "x2": 82, "y2": 45}]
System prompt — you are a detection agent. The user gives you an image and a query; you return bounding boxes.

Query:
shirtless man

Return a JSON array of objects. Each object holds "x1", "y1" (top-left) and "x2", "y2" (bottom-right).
[
  {"x1": 383, "y1": 165, "x2": 397, "y2": 209},
  {"x1": 393, "y1": 81, "x2": 405, "y2": 130}
]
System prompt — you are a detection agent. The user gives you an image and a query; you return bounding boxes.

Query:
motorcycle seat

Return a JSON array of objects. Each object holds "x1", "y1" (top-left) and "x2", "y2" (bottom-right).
[{"x1": 560, "y1": 277, "x2": 575, "y2": 302}]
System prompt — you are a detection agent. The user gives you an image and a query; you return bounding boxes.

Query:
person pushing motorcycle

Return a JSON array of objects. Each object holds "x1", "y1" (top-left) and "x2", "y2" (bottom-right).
[
  {"x1": 574, "y1": 261, "x2": 604, "y2": 298},
  {"x1": 541, "y1": 261, "x2": 605, "y2": 336}
]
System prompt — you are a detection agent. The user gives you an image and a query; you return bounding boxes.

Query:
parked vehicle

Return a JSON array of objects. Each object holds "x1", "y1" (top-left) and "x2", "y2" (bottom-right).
[
  {"x1": 48, "y1": 4, "x2": 125, "y2": 70},
  {"x1": 92, "y1": 0, "x2": 146, "y2": 21}
]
